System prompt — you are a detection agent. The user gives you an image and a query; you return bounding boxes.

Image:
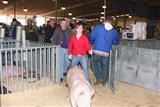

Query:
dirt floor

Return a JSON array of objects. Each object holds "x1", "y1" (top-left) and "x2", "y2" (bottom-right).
[{"x1": 1, "y1": 81, "x2": 160, "y2": 107}]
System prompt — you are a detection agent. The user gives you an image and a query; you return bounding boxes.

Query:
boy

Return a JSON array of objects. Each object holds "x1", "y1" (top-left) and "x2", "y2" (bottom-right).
[{"x1": 68, "y1": 22, "x2": 92, "y2": 84}]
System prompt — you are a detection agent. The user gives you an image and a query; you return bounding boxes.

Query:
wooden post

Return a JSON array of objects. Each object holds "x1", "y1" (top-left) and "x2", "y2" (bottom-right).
[
  {"x1": 14, "y1": 0, "x2": 16, "y2": 18},
  {"x1": 52, "y1": 0, "x2": 58, "y2": 23},
  {"x1": 104, "y1": 0, "x2": 106, "y2": 19}
]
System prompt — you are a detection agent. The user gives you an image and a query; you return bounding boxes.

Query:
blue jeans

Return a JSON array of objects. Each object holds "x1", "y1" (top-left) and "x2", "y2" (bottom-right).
[
  {"x1": 71, "y1": 55, "x2": 92, "y2": 84},
  {"x1": 91, "y1": 54, "x2": 110, "y2": 83},
  {"x1": 60, "y1": 48, "x2": 70, "y2": 78}
]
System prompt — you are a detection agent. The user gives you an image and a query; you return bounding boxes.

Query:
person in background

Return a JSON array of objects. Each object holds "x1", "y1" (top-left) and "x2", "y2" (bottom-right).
[
  {"x1": 8, "y1": 18, "x2": 21, "y2": 39},
  {"x1": 154, "y1": 20, "x2": 160, "y2": 39},
  {"x1": 52, "y1": 19, "x2": 74, "y2": 82},
  {"x1": 25, "y1": 18, "x2": 39, "y2": 41},
  {"x1": 89, "y1": 17, "x2": 119, "y2": 86},
  {"x1": 83, "y1": 24, "x2": 90, "y2": 37},
  {"x1": 44, "y1": 19, "x2": 56, "y2": 43},
  {"x1": 68, "y1": 22, "x2": 92, "y2": 84}
]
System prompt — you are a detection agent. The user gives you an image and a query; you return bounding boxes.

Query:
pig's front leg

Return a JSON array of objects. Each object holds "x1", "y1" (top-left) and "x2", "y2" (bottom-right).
[{"x1": 70, "y1": 91, "x2": 77, "y2": 107}]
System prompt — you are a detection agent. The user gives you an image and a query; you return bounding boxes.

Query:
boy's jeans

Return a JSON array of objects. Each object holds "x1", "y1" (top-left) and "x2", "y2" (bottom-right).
[{"x1": 71, "y1": 55, "x2": 92, "y2": 84}]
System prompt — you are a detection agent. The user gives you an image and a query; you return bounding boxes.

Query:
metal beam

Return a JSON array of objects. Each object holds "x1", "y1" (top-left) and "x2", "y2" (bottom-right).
[
  {"x1": 2, "y1": 0, "x2": 25, "y2": 12},
  {"x1": 40, "y1": 0, "x2": 102, "y2": 16},
  {"x1": 76, "y1": 12, "x2": 100, "y2": 18},
  {"x1": 75, "y1": 10, "x2": 116, "y2": 18}
]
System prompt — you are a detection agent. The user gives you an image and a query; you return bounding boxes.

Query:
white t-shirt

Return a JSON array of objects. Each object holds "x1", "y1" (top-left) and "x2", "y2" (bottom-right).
[{"x1": 104, "y1": 22, "x2": 113, "y2": 30}]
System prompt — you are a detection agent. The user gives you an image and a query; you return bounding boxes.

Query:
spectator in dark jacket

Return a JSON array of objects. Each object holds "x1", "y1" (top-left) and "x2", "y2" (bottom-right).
[
  {"x1": 44, "y1": 19, "x2": 56, "y2": 43},
  {"x1": 25, "y1": 18, "x2": 39, "y2": 41}
]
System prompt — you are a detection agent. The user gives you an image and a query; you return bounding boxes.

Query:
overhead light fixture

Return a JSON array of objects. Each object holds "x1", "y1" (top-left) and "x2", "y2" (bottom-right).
[
  {"x1": 120, "y1": 15, "x2": 124, "y2": 17},
  {"x1": 72, "y1": 17, "x2": 76, "y2": 20},
  {"x1": 102, "y1": 5, "x2": 106, "y2": 9},
  {"x1": 2, "y1": 1, "x2": 8, "y2": 4},
  {"x1": 116, "y1": 15, "x2": 119, "y2": 18},
  {"x1": 129, "y1": 16, "x2": 132, "y2": 18},
  {"x1": 61, "y1": 7, "x2": 66, "y2": 10},
  {"x1": 100, "y1": 19, "x2": 103, "y2": 22},
  {"x1": 101, "y1": 16, "x2": 104, "y2": 19},
  {"x1": 101, "y1": 12, "x2": 104, "y2": 15},
  {"x1": 125, "y1": 14, "x2": 130, "y2": 16},
  {"x1": 68, "y1": 13, "x2": 72, "y2": 16},
  {"x1": 111, "y1": 16, "x2": 115, "y2": 18},
  {"x1": 113, "y1": 18, "x2": 116, "y2": 20},
  {"x1": 23, "y1": 8, "x2": 28, "y2": 12}
]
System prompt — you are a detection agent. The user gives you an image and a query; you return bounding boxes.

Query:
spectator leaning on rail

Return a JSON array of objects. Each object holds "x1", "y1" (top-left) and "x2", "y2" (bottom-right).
[
  {"x1": 68, "y1": 22, "x2": 92, "y2": 84},
  {"x1": 89, "y1": 17, "x2": 119, "y2": 86},
  {"x1": 52, "y1": 19, "x2": 74, "y2": 82}
]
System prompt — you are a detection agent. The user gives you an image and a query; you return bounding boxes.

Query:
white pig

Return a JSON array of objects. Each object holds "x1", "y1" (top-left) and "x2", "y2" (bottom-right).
[
  {"x1": 1, "y1": 66, "x2": 26, "y2": 77},
  {"x1": 67, "y1": 68, "x2": 94, "y2": 107}
]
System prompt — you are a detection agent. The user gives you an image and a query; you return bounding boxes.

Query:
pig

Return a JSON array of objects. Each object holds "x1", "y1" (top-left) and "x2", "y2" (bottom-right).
[
  {"x1": 1, "y1": 66, "x2": 26, "y2": 77},
  {"x1": 67, "y1": 68, "x2": 94, "y2": 107}
]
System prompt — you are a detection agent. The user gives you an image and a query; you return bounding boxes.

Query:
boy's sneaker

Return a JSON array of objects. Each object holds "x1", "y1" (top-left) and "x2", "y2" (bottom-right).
[
  {"x1": 94, "y1": 80, "x2": 102, "y2": 85},
  {"x1": 60, "y1": 78, "x2": 63, "y2": 83}
]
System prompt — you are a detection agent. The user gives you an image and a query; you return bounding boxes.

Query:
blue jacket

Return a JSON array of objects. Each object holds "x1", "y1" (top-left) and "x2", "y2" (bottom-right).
[{"x1": 89, "y1": 24, "x2": 119, "y2": 53}]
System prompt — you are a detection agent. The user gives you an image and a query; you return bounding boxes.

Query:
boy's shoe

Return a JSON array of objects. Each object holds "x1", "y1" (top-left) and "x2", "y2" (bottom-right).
[
  {"x1": 60, "y1": 78, "x2": 63, "y2": 83},
  {"x1": 102, "y1": 81, "x2": 106, "y2": 86},
  {"x1": 102, "y1": 81, "x2": 109, "y2": 86},
  {"x1": 94, "y1": 80, "x2": 102, "y2": 85}
]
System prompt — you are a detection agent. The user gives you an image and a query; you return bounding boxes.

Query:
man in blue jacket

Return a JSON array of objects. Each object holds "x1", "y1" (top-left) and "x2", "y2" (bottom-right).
[{"x1": 89, "y1": 17, "x2": 119, "y2": 86}]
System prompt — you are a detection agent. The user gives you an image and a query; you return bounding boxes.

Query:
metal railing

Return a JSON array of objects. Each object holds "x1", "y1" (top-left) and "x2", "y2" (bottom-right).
[
  {"x1": 113, "y1": 40, "x2": 160, "y2": 92},
  {"x1": 0, "y1": 40, "x2": 60, "y2": 94}
]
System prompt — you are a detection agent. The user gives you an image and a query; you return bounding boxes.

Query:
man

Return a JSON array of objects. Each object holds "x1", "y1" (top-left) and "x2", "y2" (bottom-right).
[
  {"x1": 52, "y1": 19, "x2": 74, "y2": 82},
  {"x1": 89, "y1": 17, "x2": 119, "y2": 86}
]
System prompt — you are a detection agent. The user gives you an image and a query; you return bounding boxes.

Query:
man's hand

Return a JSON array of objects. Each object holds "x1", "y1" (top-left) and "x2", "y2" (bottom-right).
[{"x1": 69, "y1": 54, "x2": 72, "y2": 60}]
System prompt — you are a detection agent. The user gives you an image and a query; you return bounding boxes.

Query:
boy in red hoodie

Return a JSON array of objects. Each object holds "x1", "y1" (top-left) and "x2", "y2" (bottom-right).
[{"x1": 68, "y1": 22, "x2": 92, "y2": 84}]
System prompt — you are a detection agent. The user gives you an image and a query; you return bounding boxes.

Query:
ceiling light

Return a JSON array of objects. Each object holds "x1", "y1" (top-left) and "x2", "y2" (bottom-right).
[
  {"x1": 113, "y1": 18, "x2": 116, "y2": 20},
  {"x1": 125, "y1": 14, "x2": 130, "y2": 16},
  {"x1": 2, "y1": 1, "x2": 8, "y2": 4},
  {"x1": 116, "y1": 15, "x2": 119, "y2": 18},
  {"x1": 101, "y1": 12, "x2": 104, "y2": 15},
  {"x1": 61, "y1": 7, "x2": 66, "y2": 10},
  {"x1": 72, "y1": 17, "x2": 76, "y2": 20},
  {"x1": 100, "y1": 19, "x2": 103, "y2": 22},
  {"x1": 101, "y1": 16, "x2": 104, "y2": 19},
  {"x1": 120, "y1": 15, "x2": 124, "y2": 17},
  {"x1": 102, "y1": 5, "x2": 106, "y2": 9},
  {"x1": 23, "y1": 8, "x2": 28, "y2": 12},
  {"x1": 68, "y1": 13, "x2": 72, "y2": 16},
  {"x1": 129, "y1": 16, "x2": 132, "y2": 18}
]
